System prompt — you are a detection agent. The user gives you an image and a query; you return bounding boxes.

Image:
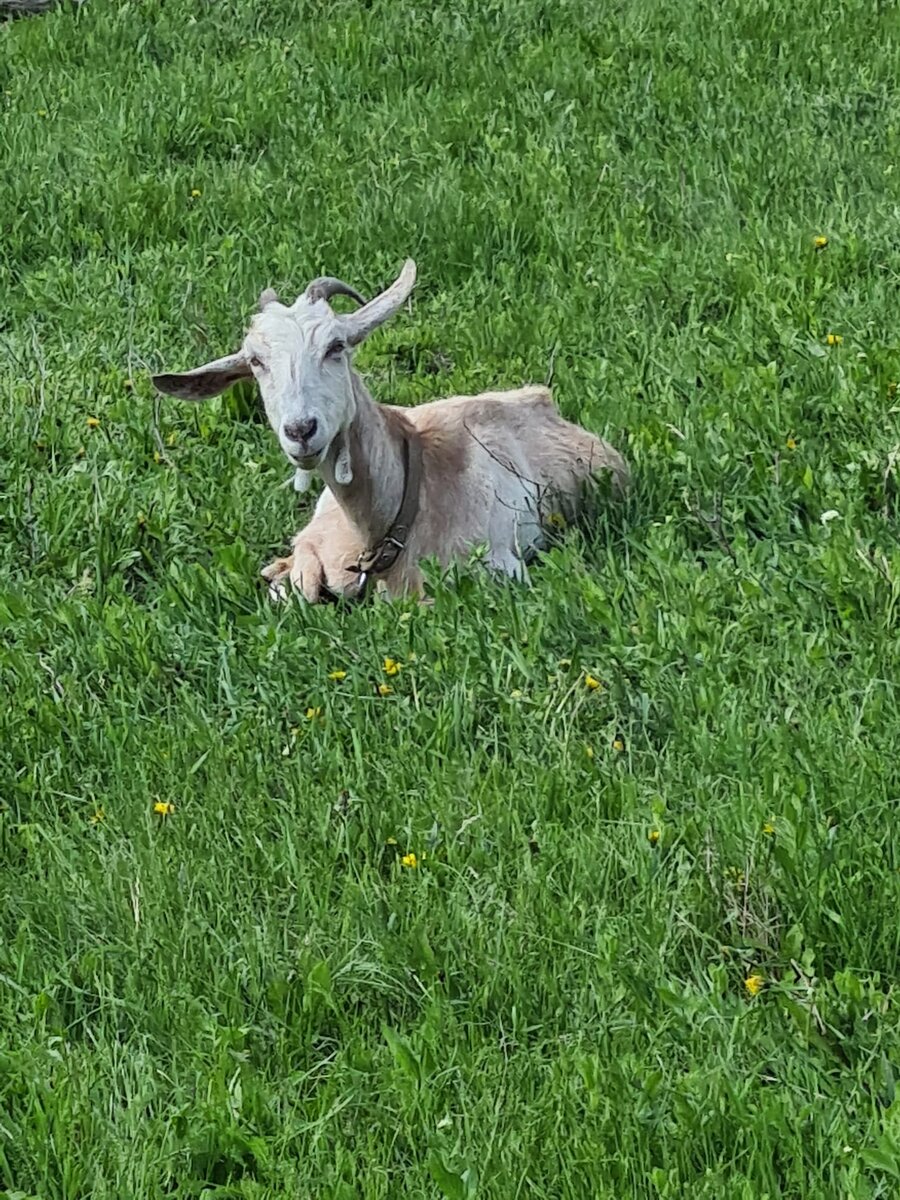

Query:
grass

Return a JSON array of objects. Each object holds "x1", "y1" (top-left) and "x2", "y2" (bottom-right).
[{"x1": 2, "y1": 0, "x2": 900, "y2": 1195}]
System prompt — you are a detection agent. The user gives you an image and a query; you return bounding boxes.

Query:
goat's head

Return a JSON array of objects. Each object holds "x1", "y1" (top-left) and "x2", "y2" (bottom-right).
[{"x1": 152, "y1": 259, "x2": 417, "y2": 475}]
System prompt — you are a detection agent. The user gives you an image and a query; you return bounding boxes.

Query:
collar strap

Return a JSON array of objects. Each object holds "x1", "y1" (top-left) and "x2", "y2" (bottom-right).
[{"x1": 352, "y1": 427, "x2": 423, "y2": 595}]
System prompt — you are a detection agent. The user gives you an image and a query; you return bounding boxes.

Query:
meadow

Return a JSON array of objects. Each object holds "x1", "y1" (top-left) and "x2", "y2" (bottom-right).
[{"x1": 2, "y1": 0, "x2": 900, "y2": 1195}]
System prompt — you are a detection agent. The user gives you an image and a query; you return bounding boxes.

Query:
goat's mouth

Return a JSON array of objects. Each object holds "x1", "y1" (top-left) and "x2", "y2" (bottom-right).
[{"x1": 290, "y1": 450, "x2": 324, "y2": 470}]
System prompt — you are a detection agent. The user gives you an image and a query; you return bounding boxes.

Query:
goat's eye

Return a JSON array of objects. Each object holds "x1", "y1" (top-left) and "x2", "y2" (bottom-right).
[
  {"x1": 248, "y1": 354, "x2": 264, "y2": 371},
  {"x1": 324, "y1": 339, "x2": 345, "y2": 360}
]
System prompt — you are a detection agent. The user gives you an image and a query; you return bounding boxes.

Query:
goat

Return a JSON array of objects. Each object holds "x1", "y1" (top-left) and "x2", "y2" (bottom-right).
[{"x1": 151, "y1": 260, "x2": 629, "y2": 603}]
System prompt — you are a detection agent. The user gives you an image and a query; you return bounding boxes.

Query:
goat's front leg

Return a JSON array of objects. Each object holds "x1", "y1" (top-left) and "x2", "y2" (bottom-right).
[{"x1": 261, "y1": 490, "x2": 367, "y2": 604}]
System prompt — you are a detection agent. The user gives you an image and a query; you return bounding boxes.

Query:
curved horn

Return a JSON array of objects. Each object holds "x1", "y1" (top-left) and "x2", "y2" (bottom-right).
[
  {"x1": 343, "y1": 259, "x2": 416, "y2": 346},
  {"x1": 304, "y1": 276, "x2": 367, "y2": 307}
]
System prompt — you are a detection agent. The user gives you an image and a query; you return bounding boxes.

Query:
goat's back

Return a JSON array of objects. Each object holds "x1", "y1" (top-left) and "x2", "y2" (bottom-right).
[{"x1": 396, "y1": 385, "x2": 628, "y2": 501}]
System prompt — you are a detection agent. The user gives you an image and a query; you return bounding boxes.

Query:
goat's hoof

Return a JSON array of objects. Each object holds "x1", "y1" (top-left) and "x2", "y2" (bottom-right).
[
  {"x1": 261, "y1": 557, "x2": 293, "y2": 603},
  {"x1": 267, "y1": 579, "x2": 290, "y2": 603}
]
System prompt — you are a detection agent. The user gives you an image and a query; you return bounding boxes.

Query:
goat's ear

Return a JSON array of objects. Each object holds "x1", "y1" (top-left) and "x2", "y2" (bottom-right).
[
  {"x1": 343, "y1": 258, "x2": 416, "y2": 346},
  {"x1": 151, "y1": 352, "x2": 252, "y2": 401}
]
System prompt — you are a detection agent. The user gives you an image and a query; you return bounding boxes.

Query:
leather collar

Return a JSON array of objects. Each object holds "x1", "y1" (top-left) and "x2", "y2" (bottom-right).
[{"x1": 351, "y1": 427, "x2": 423, "y2": 599}]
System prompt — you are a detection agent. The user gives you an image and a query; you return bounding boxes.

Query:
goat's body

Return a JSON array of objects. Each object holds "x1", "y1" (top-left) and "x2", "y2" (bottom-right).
[
  {"x1": 263, "y1": 384, "x2": 628, "y2": 602},
  {"x1": 151, "y1": 257, "x2": 628, "y2": 604}
]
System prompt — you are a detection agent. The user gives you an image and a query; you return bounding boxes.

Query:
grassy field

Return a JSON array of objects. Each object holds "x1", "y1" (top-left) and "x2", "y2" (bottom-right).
[{"x1": 2, "y1": 0, "x2": 900, "y2": 1195}]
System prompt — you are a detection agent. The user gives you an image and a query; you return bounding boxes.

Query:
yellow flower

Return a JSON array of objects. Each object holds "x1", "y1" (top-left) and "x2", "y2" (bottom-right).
[
  {"x1": 386, "y1": 836, "x2": 398, "y2": 845},
  {"x1": 165, "y1": 431, "x2": 178, "y2": 447},
  {"x1": 86, "y1": 416, "x2": 100, "y2": 429},
  {"x1": 153, "y1": 451, "x2": 163, "y2": 464},
  {"x1": 153, "y1": 801, "x2": 174, "y2": 816},
  {"x1": 584, "y1": 745, "x2": 594, "y2": 760},
  {"x1": 89, "y1": 807, "x2": 105, "y2": 825},
  {"x1": 547, "y1": 511, "x2": 567, "y2": 530},
  {"x1": 37, "y1": 108, "x2": 48, "y2": 117},
  {"x1": 826, "y1": 333, "x2": 843, "y2": 346},
  {"x1": 813, "y1": 235, "x2": 828, "y2": 249},
  {"x1": 648, "y1": 828, "x2": 660, "y2": 845},
  {"x1": 584, "y1": 674, "x2": 602, "y2": 691},
  {"x1": 383, "y1": 657, "x2": 401, "y2": 676},
  {"x1": 786, "y1": 435, "x2": 797, "y2": 451},
  {"x1": 744, "y1": 973, "x2": 765, "y2": 997},
  {"x1": 378, "y1": 683, "x2": 393, "y2": 696},
  {"x1": 401, "y1": 852, "x2": 418, "y2": 868},
  {"x1": 305, "y1": 706, "x2": 322, "y2": 720},
  {"x1": 612, "y1": 737, "x2": 625, "y2": 752},
  {"x1": 191, "y1": 188, "x2": 201, "y2": 198},
  {"x1": 763, "y1": 820, "x2": 776, "y2": 836},
  {"x1": 328, "y1": 670, "x2": 347, "y2": 681}
]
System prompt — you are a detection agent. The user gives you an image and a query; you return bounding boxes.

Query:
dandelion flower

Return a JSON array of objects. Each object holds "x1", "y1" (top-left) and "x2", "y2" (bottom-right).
[
  {"x1": 328, "y1": 670, "x2": 347, "y2": 681},
  {"x1": 744, "y1": 973, "x2": 765, "y2": 997},
  {"x1": 386, "y1": 836, "x2": 398, "y2": 845},
  {"x1": 584, "y1": 674, "x2": 602, "y2": 691},
  {"x1": 86, "y1": 416, "x2": 100, "y2": 429},
  {"x1": 826, "y1": 333, "x2": 843, "y2": 346},
  {"x1": 191, "y1": 188, "x2": 201, "y2": 198},
  {"x1": 89, "y1": 807, "x2": 105, "y2": 825},
  {"x1": 401, "y1": 852, "x2": 418, "y2": 868},
  {"x1": 383, "y1": 657, "x2": 401, "y2": 676},
  {"x1": 813, "y1": 235, "x2": 828, "y2": 249},
  {"x1": 763, "y1": 820, "x2": 776, "y2": 836},
  {"x1": 305, "y1": 706, "x2": 322, "y2": 720},
  {"x1": 377, "y1": 683, "x2": 393, "y2": 697},
  {"x1": 153, "y1": 801, "x2": 175, "y2": 816},
  {"x1": 37, "y1": 108, "x2": 48, "y2": 117},
  {"x1": 584, "y1": 745, "x2": 594, "y2": 760},
  {"x1": 612, "y1": 736, "x2": 625, "y2": 752},
  {"x1": 648, "y1": 828, "x2": 660, "y2": 845},
  {"x1": 786, "y1": 435, "x2": 797, "y2": 451}
]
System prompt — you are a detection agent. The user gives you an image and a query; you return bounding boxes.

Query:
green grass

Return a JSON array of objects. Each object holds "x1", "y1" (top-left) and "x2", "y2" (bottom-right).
[{"x1": 2, "y1": 0, "x2": 900, "y2": 1195}]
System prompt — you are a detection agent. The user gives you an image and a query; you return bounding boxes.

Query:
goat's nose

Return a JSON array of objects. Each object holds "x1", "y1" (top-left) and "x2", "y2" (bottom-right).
[{"x1": 284, "y1": 417, "x2": 318, "y2": 445}]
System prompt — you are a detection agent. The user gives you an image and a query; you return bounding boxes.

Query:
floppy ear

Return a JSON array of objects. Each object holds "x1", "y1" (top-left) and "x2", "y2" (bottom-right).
[{"x1": 151, "y1": 352, "x2": 251, "y2": 401}]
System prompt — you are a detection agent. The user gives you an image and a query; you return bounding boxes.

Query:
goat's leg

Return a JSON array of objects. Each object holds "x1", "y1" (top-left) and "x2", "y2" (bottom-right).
[
  {"x1": 260, "y1": 553, "x2": 296, "y2": 602},
  {"x1": 261, "y1": 492, "x2": 367, "y2": 604}
]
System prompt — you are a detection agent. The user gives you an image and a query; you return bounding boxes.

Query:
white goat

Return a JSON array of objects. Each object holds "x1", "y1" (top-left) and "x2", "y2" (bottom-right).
[{"x1": 152, "y1": 260, "x2": 629, "y2": 602}]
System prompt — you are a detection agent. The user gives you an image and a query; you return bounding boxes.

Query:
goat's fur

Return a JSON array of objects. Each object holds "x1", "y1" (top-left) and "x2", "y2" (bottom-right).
[
  {"x1": 151, "y1": 259, "x2": 629, "y2": 604},
  {"x1": 262, "y1": 384, "x2": 626, "y2": 602}
]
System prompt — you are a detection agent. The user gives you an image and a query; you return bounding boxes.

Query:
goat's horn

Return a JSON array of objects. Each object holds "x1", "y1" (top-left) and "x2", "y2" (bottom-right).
[
  {"x1": 344, "y1": 259, "x2": 416, "y2": 346},
  {"x1": 305, "y1": 277, "x2": 367, "y2": 307}
]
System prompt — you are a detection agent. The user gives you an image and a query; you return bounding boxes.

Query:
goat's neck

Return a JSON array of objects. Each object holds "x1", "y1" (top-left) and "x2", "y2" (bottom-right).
[{"x1": 318, "y1": 371, "x2": 406, "y2": 546}]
